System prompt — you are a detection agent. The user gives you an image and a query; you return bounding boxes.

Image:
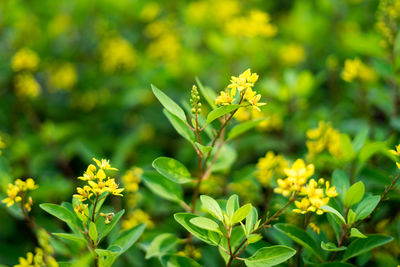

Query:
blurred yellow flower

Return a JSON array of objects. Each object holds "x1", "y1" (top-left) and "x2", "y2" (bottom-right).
[
  {"x1": 341, "y1": 58, "x2": 377, "y2": 83},
  {"x1": 309, "y1": 222, "x2": 321, "y2": 234},
  {"x1": 14, "y1": 73, "x2": 41, "y2": 99},
  {"x1": 256, "y1": 151, "x2": 289, "y2": 187},
  {"x1": 306, "y1": 121, "x2": 342, "y2": 159},
  {"x1": 100, "y1": 37, "x2": 136, "y2": 73},
  {"x1": 389, "y1": 144, "x2": 400, "y2": 169},
  {"x1": 225, "y1": 10, "x2": 277, "y2": 38},
  {"x1": 48, "y1": 63, "x2": 77, "y2": 91},
  {"x1": 140, "y1": 2, "x2": 160, "y2": 21},
  {"x1": 11, "y1": 48, "x2": 40, "y2": 72},
  {"x1": 122, "y1": 167, "x2": 143, "y2": 193},
  {"x1": 280, "y1": 43, "x2": 306, "y2": 66},
  {"x1": 2, "y1": 178, "x2": 38, "y2": 209},
  {"x1": 122, "y1": 209, "x2": 154, "y2": 229}
]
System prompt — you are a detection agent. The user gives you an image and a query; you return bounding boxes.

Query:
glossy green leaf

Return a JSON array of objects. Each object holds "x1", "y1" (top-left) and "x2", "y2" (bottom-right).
[
  {"x1": 342, "y1": 234, "x2": 393, "y2": 261},
  {"x1": 352, "y1": 127, "x2": 369, "y2": 153},
  {"x1": 245, "y1": 207, "x2": 258, "y2": 235},
  {"x1": 354, "y1": 195, "x2": 380, "y2": 221},
  {"x1": 40, "y1": 203, "x2": 76, "y2": 226},
  {"x1": 332, "y1": 169, "x2": 350, "y2": 202},
  {"x1": 195, "y1": 77, "x2": 217, "y2": 110},
  {"x1": 89, "y1": 221, "x2": 98, "y2": 242},
  {"x1": 206, "y1": 104, "x2": 241, "y2": 124},
  {"x1": 321, "y1": 241, "x2": 347, "y2": 252},
  {"x1": 145, "y1": 233, "x2": 180, "y2": 259},
  {"x1": 322, "y1": 205, "x2": 346, "y2": 225},
  {"x1": 152, "y1": 84, "x2": 186, "y2": 122},
  {"x1": 350, "y1": 228, "x2": 367, "y2": 238},
  {"x1": 232, "y1": 204, "x2": 252, "y2": 224},
  {"x1": 247, "y1": 234, "x2": 262, "y2": 244},
  {"x1": 52, "y1": 233, "x2": 86, "y2": 244},
  {"x1": 200, "y1": 195, "x2": 223, "y2": 221},
  {"x1": 347, "y1": 209, "x2": 356, "y2": 225},
  {"x1": 108, "y1": 223, "x2": 146, "y2": 256},
  {"x1": 190, "y1": 217, "x2": 222, "y2": 234},
  {"x1": 244, "y1": 245, "x2": 296, "y2": 267},
  {"x1": 163, "y1": 109, "x2": 195, "y2": 143},
  {"x1": 152, "y1": 157, "x2": 193, "y2": 184},
  {"x1": 226, "y1": 194, "x2": 239, "y2": 219},
  {"x1": 340, "y1": 134, "x2": 355, "y2": 162},
  {"x1": 274, "y1": 223, "x2": 323, "y2": 261},
  {"x1": 228, "y1": 119, "x2": 264, "y2": 140},
  {"x1": 142, "y1": 171, "x2": 183, "y2": 203},
  {"x1": 174, "y1": 213, "x2": 219, "y2": 246},
  {"x1": 344, "y1": 181, "x2": 365, "y2": 207}
]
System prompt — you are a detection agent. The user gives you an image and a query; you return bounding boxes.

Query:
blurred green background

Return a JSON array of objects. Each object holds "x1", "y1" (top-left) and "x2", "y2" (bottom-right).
[{"x1": 0, "y1": 0, "x2": 399, "y2": 266}]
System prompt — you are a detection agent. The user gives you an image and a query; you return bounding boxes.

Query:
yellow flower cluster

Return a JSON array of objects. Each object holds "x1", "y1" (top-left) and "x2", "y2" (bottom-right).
[
  {"x1": 73, "y1": 158, "x2": 123, "y2": 202},
  {"x1": 376, "y1": 0, "x2": 400, "y2": 46},
  {"x1": 145, "y1": 20, "x2": 181, "y2": 63},
  {"x1": 256, "y1": 151, "x2": 289, "y2": 187},
  {"x1": 225, "y1": 10, "x2": 277, "y2": 38},
  {"x1": 48, "y1": 63, "x2": 77, "y2": 91},
  {"x1": 274, "y1": 159, "x2": 338, "y2": 215},
  {"x1": 14, "y1": 73, "x2": 41, "y2": 99},
  {"x1": 389, "y1": 144, "x2": 400, "y2": 169},
  {"x1": 306, "y1": 121, "x2": 342, "y2": 159},
  {"x1": 122, "y1": 166, "x2": 143, "y2": 193},
  {"x1": 14, "y1": 247, "x2": 58, "y2": 267},
  {"x1": 216, "y1": 69, "x2": 266, "y2": 111},
  {"x1": 234, "y1": 108, "x2": 283, "y2": 131},
  {"x1": 11, "y1": 48, "x2": 40, "y2": 72},
  {"x1": 308, "y1": 222, "x2": 321, "y2": 234},
  {"x1": 293, "y1": 178, "x2": 338, "y2": 215},
  {"x1": 0, "y1": 134, "x2": 5, "y2": 155},
  {"x1": 178, "y1": 244, "x2": 202, "y2": 260},
  {"x1": 341, "y1": 58, "x2": 377, "y2": 83},
  {"x1": 99, "y1": 37, "x2": 136, "y2": 73},
  {"x1": 280, "y1": 43, "x2": 306, "y2": 66},
  {"x1": 274, "y1": 159, "x2": 314, "y2": 197},
  {"x1": 2, "y1": 178, "x2": 38, "y2": 211},
  {"x1": 122, "y1": 209, "x2": 154, "y2": 230}
]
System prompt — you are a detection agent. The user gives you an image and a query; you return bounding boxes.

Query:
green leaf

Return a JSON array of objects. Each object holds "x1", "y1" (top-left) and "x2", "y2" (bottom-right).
[
  {"x1": 145, "y1": 233, "x2": 180, "y2": 259},
  {"x1": 174, "y1": 213, "x2": 219, "y2": 246},
  {"x1": 321, "y1": 205, "x2": 346, "y2": 225},
  {"x1": 340, "y1": 134, "x2": 355, "y2": 162},
  {"x1": 312, "y1": 263, "x2": 354, "y2": 267},
  {"x1": 142, "y1": 171, "x2": 183, "y2": 203},
  {"x1": 344, "y1": 181, "x2": 365, "y2": 207},
  {"x1": 352, "y1": 127, "x2": 369, "y2": 153},
  {"x1": 161, "y1": 254, "x2": 201, "y2": 267},
  {"x1": 274, "y1": 223, "x2": 323, "y2": 262},
  {"x1": 189, "y1": 217, "x2": 222, "y2": 234},
  {"x1": 321, "y1": 241, "x2": 347, "y2": 252},
  {"x1": 52, "y1": 233, "x2": 86, "y2": 244},
  {"x1": 245, "y1": 207, "x2": 258, "y2": 235},
  {"x1": 228, "y1": 119, "x2": 264, "y2": 140},
  {"x1": 206, "y1": 104, "x2": 241, "y2": 124},
  {"x1": 342, "y1": 234, "x2": 393, "y2": 261},
  {"x1": 97, "y1": 209, "x2": 125, "y2": 240},
  {"x1": 226, "y1": 194, "x2": 239, "y2": 219},
  {"x1": 200, "y1": 195, "x2": 223, "y2": 221},
  {"x1": 244, "y1": 245, "x2": 296, "y2": 267},
  {"x1": 163, "y1": 109, "x2": 195, "y2": 143},
  {"x1": 108, "y1": 223, "x2": 146, "y2": 256},
  {"x1": 347, "y1": 209, "x2": 356, "y2": 225},
  {"x1": 332, "y1": 170, "x2": 350, "y2": 203},
  {"x1": 152, "y1": 84, "x2": 186, "y2": 122},
  {"x1": 232, "y1": 204, "x2": 252, "y2": 225},
  {"x1": 196, "y1": 77, "x2": 217, "y2": 110},
  {"x1": 350, "y1": 228, "x2": 367, "y2": 238},
  {"x1": 195, "y1": 142, "x2": 212, "y2": 154},
  {"x1": 40, "y1": 203, "x2": 76, "y2": 226},
  {"x1": 88, "y1": 222, "x2": 98, "y2": 242},
  {"x1": 152, "y1": 157, "x2": 193, "y2": 184},
  {"x1": 247, "y1": 234, "x2": 263, "y2": 244},
  {"x1": 354, "y1": 195, "x2": 380, "y2": 221}
]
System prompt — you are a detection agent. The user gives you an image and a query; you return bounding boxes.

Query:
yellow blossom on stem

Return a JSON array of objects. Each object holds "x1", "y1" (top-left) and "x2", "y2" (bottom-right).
[{"x1": 2, "y1": 178, "x2": 38, "y2": 209}]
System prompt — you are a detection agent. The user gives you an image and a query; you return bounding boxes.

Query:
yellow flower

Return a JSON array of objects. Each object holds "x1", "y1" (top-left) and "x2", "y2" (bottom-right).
[
  {"x1": 11, "y1": 48, "x2": 40, "y2": 72},
  {"x1": 225, "y1": 10, "x2": 277, "y2": 38},
  {"x1": 99, "y1": 37, "x2": 136, "y2": 73},
  {"x1": 309, "y1": 222, "x2": 320, "y2": 234},
  {"x1": 14, "y1": 73, "x2": 41, "y2": 99},
  {"x1": 122, "y1": 167, "x2": 143, "y2": 193},
  {"x1": 228, "y1": 68, "x2": 258, "y2": 93},
  {"x1": 122, "y1": 209, "x2": 154, "y2": 229},
  {"x1": 244, "y1": 88, "x2": 266, "y2": 111},
  {"x1": 73, "y1": 186, "x2": 93, "y2": 201},
  {"x1": 2, "y1": 178, "x2": 38, "y2": 208},
  {"x1": 47, "y1": 63, "x2": 77, "y2": 91},
  {"x1": 341, "y1": 58, "x2": 377, "y2": 83},
  {"x1": 389, "y1": 144, "x2": 400, "y2": 156},
  {"x1": 284, "y1": 159, "x2": 315, "y2": 184},
  {"x1": 306, "y1": 121, "x2": 342, "y2": 159},
  {"x1": 92, "y1": 158, "x2": 118, "y2": 171},
  {"x1": 325, "y1": 181, "x2": 338, "y2": 198},
  {"x1": 215, "y1": 89, "x2": 235, "y2": 106},
  {"x1": 280, "y1": 43, "x2": 306, "y2": 66},
  {"x1": 2, "y1": 184, "x2": 22, "y2": 207},
  {"x1": 256, "y1": 151, "x2": 289, "y2": 187},
  {"x1": 293, "y1": 198, "x2": 310, "y2": 214}
]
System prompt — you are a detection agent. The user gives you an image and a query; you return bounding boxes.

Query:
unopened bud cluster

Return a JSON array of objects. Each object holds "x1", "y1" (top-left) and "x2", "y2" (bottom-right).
[{"x1": 190, "y1": 85, "x2": 201, "y2": 114}]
